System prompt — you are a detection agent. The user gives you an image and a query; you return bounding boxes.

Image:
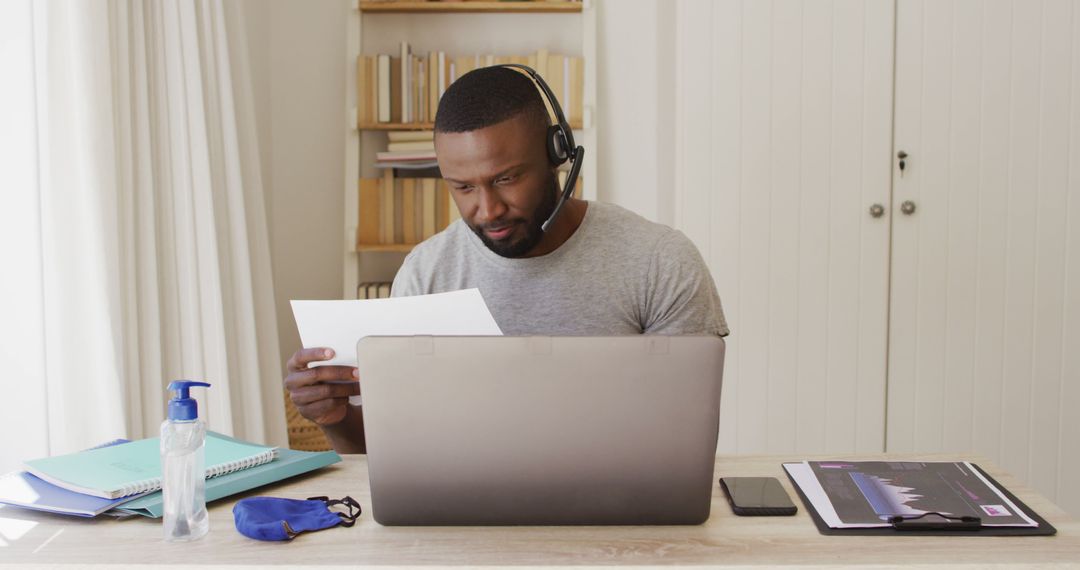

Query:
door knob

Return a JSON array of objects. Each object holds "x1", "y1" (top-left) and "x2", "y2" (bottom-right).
[
  {"x1": 900, "y1": 200, "x2": 916, "y2": 215},
  {"x1": 869, "y1": 204, "x2": 885, "y2": 218}
]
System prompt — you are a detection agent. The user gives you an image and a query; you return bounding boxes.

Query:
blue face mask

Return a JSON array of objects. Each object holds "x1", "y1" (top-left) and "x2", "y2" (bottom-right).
[{"x1": 233, "y1": 496, "x2": 361, "y2": 541}]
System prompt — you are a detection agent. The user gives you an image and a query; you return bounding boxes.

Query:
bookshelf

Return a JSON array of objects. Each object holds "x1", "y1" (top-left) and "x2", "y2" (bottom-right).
[{"x1": 342, "y1": 0, "x2": 598, "y2": 299}]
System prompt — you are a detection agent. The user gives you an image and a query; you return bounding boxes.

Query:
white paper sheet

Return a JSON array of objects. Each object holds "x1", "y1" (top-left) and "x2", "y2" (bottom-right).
[
  {"x1": 290, "y1": 288, "x2": 503, "y2": 369},
  {"x1": 783, "y1": 462, "x2": 848, "y2": 528}
]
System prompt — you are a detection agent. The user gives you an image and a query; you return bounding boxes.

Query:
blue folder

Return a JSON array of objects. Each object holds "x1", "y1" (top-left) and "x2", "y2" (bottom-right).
[
  {"x1": 0, "y1": 439, "x2": 145, "y2": 517},
  {"x1": 0, "y1": 470, "x2": 147, "y2": 517}
]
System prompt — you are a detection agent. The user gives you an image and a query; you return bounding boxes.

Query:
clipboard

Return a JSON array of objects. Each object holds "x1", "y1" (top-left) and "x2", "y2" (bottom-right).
[{"x1": 784, "y1": 463, "x2": 1057, "y2": 537}]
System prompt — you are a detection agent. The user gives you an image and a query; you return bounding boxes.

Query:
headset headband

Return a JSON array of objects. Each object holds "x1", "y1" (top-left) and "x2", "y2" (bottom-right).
[{"x1": 497, "y1": 64, "x2": 585, "y2": 233}]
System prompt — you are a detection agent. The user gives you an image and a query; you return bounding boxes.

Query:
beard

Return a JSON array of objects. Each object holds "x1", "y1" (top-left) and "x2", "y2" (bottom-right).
[{"x1": 471, "y1": 171, "x2": 559, "y2": 258}]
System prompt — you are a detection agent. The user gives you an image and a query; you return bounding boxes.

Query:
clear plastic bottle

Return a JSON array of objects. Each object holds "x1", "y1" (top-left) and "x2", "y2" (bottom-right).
[{"x1": 161, "y1": 380, "x2": 211, "y2": 542}]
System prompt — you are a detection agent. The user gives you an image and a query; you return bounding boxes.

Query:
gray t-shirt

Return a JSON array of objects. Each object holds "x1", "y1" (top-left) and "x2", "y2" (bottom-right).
[{"x1": 391, "y1": 201, "x2": 729, "y2": 337}]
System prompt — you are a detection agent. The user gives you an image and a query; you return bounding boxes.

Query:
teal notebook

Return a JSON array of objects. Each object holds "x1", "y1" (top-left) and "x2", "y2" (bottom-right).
[
  {"x1": 115, "y1": 446, "x2": 341, "y2": 518},
  {"x1": 23, "y1": 432, "x2": 276, "y2": 499}
]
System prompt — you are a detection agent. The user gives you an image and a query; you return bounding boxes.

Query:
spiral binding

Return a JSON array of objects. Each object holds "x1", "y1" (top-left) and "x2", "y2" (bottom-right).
[
  {"x1": 208, "y1": 449, "x2": 279, "y2": 478},
  {"x1": 116, "y1": 448, "x2": 278, "y2": 497}
]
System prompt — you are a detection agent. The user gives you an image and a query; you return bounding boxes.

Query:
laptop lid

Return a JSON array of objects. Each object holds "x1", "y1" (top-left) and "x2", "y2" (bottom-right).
[{"x1": 357, "y1": 335, "x2": 725, "y2": 526}]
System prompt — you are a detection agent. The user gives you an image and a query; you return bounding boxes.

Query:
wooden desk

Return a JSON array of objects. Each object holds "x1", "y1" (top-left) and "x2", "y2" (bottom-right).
[{"x1": 2, "y1": 455, "x2": 1077, "y2": 567}]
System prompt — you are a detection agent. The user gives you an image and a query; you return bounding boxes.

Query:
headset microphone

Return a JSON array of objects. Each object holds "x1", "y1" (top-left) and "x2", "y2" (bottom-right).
[{"x1": 498, "y1": 64, "x2": 585, "y2": 233}]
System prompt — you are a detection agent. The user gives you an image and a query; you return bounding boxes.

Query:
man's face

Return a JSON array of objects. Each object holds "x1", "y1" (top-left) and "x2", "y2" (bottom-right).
[{"x1": 435, "y1": 113, "x2": 557, "y2": 258}]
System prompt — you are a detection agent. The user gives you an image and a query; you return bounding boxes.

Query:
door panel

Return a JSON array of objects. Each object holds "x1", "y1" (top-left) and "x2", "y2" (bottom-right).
[
  {"x1": 675, "y1": 0, "x2": 895, "y2": 454},
  {"x1": 889, "y1": 0, "x2": 1080, "y2": 516}
]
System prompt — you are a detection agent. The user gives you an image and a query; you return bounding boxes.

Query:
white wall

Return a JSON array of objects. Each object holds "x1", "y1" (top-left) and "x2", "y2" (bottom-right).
[
  {"x1": 238, "y1": 0, "x2": 348, "y2": 365},
  {"x1": 596, "y1": 0, "x2": 676, "y2": 224}
]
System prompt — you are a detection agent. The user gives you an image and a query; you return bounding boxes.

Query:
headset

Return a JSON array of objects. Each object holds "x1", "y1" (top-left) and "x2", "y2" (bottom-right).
[{"x1": 498, "y1": 64, "x2": 585, "y2": 233}]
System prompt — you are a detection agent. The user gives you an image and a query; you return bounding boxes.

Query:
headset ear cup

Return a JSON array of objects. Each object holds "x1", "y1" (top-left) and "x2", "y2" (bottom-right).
[{"x1": 547, "y1": 125, "x2": 569, "y2": 166}]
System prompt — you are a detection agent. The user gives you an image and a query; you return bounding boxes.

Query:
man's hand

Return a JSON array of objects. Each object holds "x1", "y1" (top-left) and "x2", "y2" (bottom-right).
[{"x1": 284, "y1": 347, "x2": 360, "y2": 426}]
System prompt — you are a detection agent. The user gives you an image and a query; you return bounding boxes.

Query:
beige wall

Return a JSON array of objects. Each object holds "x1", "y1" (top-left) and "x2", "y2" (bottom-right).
[{"x1": 239, "y1": 0, "x2": 349, "y2": 367}]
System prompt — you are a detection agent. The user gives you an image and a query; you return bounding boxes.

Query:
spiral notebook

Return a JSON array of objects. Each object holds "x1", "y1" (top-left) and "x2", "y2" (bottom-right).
[
  {"x1": 23, "y1": 432, "x2": 277, "y2": 499},
  {"x1": 116, "y1": 446, "x2": 342, "y2": 518}
]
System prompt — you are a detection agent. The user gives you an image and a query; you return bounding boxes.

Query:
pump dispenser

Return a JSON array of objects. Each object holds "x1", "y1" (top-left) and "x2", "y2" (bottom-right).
[{"x1": 161, "y1": 380, "x2": 211, "y2": 541}]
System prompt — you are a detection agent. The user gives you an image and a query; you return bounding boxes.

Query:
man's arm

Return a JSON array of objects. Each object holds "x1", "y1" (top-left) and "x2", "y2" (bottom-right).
[
  {"x1": 319, "y1": 405, "x2": 367, "y2": 454},
  {"x1": 642, "y1": 230, "x2": 729, "y2": 336},
  {"x1": 284, "y1": 251, "x2": 429, "y2": 455},
  {"x1": 310, "y1": 251, "x2": 427, "y2": 454}
]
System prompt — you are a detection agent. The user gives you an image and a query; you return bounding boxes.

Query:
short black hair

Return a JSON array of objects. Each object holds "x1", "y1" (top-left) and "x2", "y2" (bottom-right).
[{"x1": 434, "y1": 66, "x2": 550, "y2": 134}]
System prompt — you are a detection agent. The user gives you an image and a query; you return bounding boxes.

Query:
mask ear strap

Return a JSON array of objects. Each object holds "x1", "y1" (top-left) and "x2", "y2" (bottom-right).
[{"x1": 308, "y1": 495, "x2": 363, "y2": 527}]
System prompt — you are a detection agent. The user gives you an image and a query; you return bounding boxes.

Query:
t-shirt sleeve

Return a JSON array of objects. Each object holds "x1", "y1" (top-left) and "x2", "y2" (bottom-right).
[
  {"x1": 390, "y1": 252, "x2": 425, "y2": 298},
  {"x1": 643, "y1": 230, "x2": 730, "y2": 337}
]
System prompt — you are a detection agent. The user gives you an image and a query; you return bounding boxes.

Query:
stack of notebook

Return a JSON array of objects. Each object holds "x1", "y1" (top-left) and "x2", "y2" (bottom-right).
[{"x1": 0, "y1": 433, "x2": 339, "y2": 518}]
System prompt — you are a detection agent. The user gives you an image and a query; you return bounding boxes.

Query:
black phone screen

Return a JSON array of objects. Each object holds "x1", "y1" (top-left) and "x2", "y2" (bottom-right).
[{"x1": 720, "y1": 477, "x2": 797, "y2": 515}]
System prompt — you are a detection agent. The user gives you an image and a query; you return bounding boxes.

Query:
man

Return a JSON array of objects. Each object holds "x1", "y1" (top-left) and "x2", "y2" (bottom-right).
[{"x1": 285, "y1": 67, "x2": 728, "y2": 453}]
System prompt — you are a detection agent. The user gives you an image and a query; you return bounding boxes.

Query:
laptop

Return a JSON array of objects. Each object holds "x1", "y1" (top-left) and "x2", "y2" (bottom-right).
[{"x1": 356, "y1": 335, "x2": 725, "y2": 526}]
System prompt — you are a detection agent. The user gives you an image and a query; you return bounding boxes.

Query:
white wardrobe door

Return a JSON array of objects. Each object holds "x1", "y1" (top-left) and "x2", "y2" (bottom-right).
[
  {"x1": 675, "y1": 0, "x2": 895, "y2": 454},
  {"x1": 889, "y1": 0, "x2": 1080, "y2": 516}
]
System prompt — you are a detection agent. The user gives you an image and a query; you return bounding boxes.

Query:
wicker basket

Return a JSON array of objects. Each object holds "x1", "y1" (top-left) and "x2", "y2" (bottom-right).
[{"x1": 284, "y1": 390, "x2": 333, "y2": 451}]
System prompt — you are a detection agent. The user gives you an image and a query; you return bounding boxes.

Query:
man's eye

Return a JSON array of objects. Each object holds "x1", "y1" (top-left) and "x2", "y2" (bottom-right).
[{"x1": 496, "y1": 176, "x2": 515, "y2": 185}]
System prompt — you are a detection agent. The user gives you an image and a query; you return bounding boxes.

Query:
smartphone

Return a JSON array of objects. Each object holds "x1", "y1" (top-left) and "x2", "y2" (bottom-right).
[{"x1": 719, "y1": 477, "x2": 797, "y2": 516}]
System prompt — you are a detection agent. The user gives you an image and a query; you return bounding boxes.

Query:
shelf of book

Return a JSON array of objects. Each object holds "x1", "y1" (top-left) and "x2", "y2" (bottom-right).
[
  {"x1": 360, "y1": 1, "x2": 583, "y2": 14},
  {"x1": 343, "y1": 0, "x2": 597, "y2": 299},
  {"x1": 353, "y1": 174, "x2": 581, "y2": 255},
  {"x1": 356, "y1": 50, "x2": 586, "y2": 128}
]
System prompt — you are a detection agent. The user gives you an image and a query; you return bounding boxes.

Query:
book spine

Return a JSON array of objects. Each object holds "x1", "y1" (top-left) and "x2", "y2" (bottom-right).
[
  {"x1": 418, "y1": 58, "x2": 426, "y2": 124},
  {"x1": 387, "y1": 130, "x2": 435, "y2": 143},
  {"x1": 422, "y1": 179, "x2": 436, "y2": 239},
  {"x1": 356, "y1": 56, "x2": 366, "y2": 127},
  {"x1": 367, "y1": 55, "x2": 377, "y2": 125},
  {"x1": 400, "y1": 42, "x2": 410, "y2": 123},
  {"x1": 402, "y1": 179, "x2": 416, "y2": 244},
  {"x1": 571, "y1": 56, "x2": 584, "y2": 125},
  {"x1": 377, "y1": 54, "x2": 391, "y2": 123},
  {"x1": 437, "y1": 51, "x2": 446, "y2": 114},
  {"x1": 358, "y1": 178, "x2": 380, "y2": 246},
  {"x1": 427, "y1": 51, "x2": 436, "y2": 123},
  {"x1": 393, "y1": 178, "x2": 405, "y2": 244},
  {"x1": 381, "y1": 169, "x2": 394, "y2": 244},
  {"x1": 390, "y1": 56, "x2": 401, "y2": 123}
]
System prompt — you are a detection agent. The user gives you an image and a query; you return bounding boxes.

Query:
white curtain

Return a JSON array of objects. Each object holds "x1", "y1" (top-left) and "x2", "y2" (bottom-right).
[{"x1": 0, "y1": 0, "x2": 286, "y2": 472}]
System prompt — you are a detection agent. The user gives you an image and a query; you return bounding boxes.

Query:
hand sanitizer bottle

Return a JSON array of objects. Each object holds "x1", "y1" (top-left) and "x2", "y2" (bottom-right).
[{"x1": 161, "y1": 380, "x2": 211, "y2": 542}]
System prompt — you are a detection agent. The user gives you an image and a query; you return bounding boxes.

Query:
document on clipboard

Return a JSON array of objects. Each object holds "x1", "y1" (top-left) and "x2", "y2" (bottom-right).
[{"x1": 783, "y1": 461, "x2": 1039, "y2": 529}]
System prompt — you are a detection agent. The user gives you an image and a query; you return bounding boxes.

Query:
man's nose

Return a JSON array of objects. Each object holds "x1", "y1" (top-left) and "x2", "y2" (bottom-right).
[{"x1": 475, "y1": 186, "x2": 508, "y2": 224}]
